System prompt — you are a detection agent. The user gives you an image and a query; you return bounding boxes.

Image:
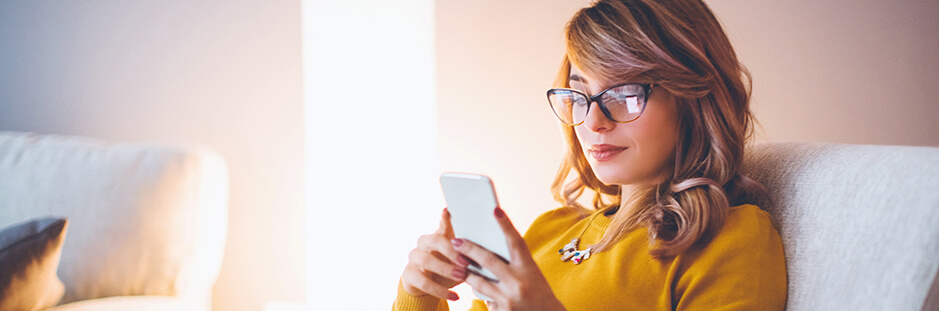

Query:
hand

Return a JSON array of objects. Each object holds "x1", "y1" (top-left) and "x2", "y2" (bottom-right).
[
  {"x1": 451, "y1": 207, "x2": 566, "y2": 311},
  {"x1": 401, "y1": 208, "x2": 470, "y2": 301}
]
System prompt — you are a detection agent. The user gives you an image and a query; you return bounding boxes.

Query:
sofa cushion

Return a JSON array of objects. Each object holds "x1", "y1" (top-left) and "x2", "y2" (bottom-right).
[
  {"x1": 744, "y1": 142, "x2": 939, "y2": 310},
  {"x1": 45, "y1": 295, "x2": 204, "y2": 311},
  {"x1": 0, "y1": 217, "x2": 68, "y2": 311},
  {"x1": 0, "y1": 132, "x2": 228, "y2": 308}
]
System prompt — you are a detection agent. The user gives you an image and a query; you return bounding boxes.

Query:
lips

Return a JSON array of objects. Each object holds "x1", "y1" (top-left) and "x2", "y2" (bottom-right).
[{"x1": 588, "y1": 144, "x2": 628, "y2": 162}]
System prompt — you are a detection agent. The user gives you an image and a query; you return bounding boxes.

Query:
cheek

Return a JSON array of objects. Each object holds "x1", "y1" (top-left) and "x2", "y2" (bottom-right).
[
  {"x1": 573, "y1": 125, "x2": 592, "y2": 145},
  {"x1": 637, "y1": 112, "x2": 678, "y2": 146},
  {"x1": 632, "y1": 104, "x2": 680, "y2": 164},
  {"x1": 641, "y1": 124, "x2": 678, "y2": 159}
]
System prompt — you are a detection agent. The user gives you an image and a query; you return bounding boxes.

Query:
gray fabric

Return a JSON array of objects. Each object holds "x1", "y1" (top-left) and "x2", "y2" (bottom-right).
[
  {"x1": 0, "y1": 217, "x2": 68, "y2": 310},
  {"x1": 925, "y1": 266, "x2": 939, "y2": 311},
  {"x1": 743, "y1": 142, "x2": 939, "y2": 310},
  {"x1": 0, "y1": 217, "x2": 64, "y2": 252}
]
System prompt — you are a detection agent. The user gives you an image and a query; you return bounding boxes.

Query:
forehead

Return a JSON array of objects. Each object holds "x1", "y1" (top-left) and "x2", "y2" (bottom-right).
[
  {"x1": 568, "y1": 64, "x2": 589, "y2": 81},
  {"x1": 568, "y1": 64, "x2": 609, "y2": 92}
]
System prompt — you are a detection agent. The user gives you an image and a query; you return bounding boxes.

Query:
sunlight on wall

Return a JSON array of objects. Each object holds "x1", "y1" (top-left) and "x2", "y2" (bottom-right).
[{"x1": 302, "y1": 0, "x2": 438, "y2": 310}]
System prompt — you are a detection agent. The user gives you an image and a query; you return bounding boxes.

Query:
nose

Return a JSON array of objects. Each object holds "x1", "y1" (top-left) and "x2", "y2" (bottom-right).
[{"x1": 581, "y1": 101, "x2": 614, "y2": 133}]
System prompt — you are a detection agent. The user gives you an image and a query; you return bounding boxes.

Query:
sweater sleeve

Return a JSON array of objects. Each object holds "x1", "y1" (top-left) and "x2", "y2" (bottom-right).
[
  {"x1": 392, "y1": 279, "x2": 493, "y2": 310},
  {"x1": 673, "y1": 205, "x2": 788, "y2": 311},
  {"x1": 392, "y1": 279, "x2": 449, "y2": 311}
]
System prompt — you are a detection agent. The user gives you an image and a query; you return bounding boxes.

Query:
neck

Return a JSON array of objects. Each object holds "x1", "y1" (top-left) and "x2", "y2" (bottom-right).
[
  {"x1": 612, "y1": 184, "x2": 649, "y2": 217},
  {"x1": 620, "y1": 184, "x2": 641, "y2": 201}
]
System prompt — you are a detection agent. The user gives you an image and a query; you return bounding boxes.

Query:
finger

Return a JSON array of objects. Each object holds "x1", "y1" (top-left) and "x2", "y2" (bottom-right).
[
  {"x1": 492, "y1": 206, "x2": 532, "y2": 263},
  {"x1": 416, "y1": 233, "x2": 469, "y2": 268},
  {"x1": 408, "y1": 249, "x2": 467, "y2": 283},
  {"x1": 402, "y1": 264, "x2": 460, "y2": 301},
  {"x1": 464, "y1": 272, "x2": 502, "y2": 304},
  {"x1": 451, "y1": 238, "x2": 511, "y2": 278},
  {"x1": 434, "y1": 207, "x2": 447, "y2": 234},
  {"x1": 434, "y1": 208, "x2": 456, "y2": 239}
]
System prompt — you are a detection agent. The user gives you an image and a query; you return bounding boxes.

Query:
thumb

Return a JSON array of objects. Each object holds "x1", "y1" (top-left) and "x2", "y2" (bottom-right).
[
  {"x1": 493, "y1": 206, "x2": 530, "y2": 261},
  {"x1": 436, "y1": 208, "x2": 455, "y2": 238}
]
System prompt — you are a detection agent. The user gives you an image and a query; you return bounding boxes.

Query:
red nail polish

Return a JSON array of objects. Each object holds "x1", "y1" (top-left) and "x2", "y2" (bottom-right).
[
  {"x1": 448, "y1": 292, "x2": 459, "y2": 301},
  {"x1": 456, "y1": 255, "x2": 470, "y2": 267},
  {"x1": 494, "y1": 207, "x2": 505, "y2": 218},
  {"x1": 452, "y1": 268, "x2": 466, "y2": 279},
  {"x1": 451, "y1": 238, "x2": 464, "y2": 248}
]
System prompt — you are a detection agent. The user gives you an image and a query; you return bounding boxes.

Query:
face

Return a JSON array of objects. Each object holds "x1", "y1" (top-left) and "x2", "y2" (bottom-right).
[{"x1": 568, "y1": 64, "x2": 680, "y2": 188}]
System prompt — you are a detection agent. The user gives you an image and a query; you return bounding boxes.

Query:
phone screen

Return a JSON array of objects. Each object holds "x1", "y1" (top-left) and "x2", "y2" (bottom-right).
[{"x1": 439, "y1": 172, "x2": 511, "y2": 283}]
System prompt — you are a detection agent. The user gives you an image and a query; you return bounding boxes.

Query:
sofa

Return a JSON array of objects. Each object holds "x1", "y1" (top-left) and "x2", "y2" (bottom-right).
[
  {"x1": 0, "y1": 131, "x2": 228, "y2": 310},
  {"x1": 743, "y1": 142, "x2": 939, "y2": 310},
  {"x1": 2, "y1": 132, "x2": 937, "y2": 310}
]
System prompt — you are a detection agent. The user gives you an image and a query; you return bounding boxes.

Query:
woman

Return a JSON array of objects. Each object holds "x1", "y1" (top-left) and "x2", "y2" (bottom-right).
[{"x1": 395, "y1": 0, "x2": 787, "y2": 310}]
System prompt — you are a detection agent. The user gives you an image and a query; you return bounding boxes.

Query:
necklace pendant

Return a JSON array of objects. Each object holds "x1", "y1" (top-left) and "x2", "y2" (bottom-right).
[
  {"x1": 559, "y1": 237, "x2": 592, "y2": 264},
  {"x1": 560, "y1": 212, "x2": 602, "y2": 265},
  {"x1": 558, "y1": 237, "x2": 579, "y2": 254},
  {"x1": 572, "y1": 248, "x2": 591, "y2": 264}
]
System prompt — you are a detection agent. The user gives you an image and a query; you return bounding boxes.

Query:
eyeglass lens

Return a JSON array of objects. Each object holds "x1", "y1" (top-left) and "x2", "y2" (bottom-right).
[{"x1": 548, "y1": 84, "x2": 646, "y2": 125}]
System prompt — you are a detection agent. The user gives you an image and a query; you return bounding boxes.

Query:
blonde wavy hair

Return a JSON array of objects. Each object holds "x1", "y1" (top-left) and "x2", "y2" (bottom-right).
[{"x1": 551, "y1": 0, "x2": 767, "y2": 257}]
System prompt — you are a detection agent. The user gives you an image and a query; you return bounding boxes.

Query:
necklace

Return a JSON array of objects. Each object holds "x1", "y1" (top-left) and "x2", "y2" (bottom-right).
[{"x1": 558, "y1": 211, "x2": 603, "y2": 264}]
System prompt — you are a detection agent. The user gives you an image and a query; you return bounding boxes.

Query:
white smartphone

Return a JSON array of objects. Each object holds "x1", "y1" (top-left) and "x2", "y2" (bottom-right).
[{"x1": 439, "y1": 172, "x2": 511, "y2": 285}]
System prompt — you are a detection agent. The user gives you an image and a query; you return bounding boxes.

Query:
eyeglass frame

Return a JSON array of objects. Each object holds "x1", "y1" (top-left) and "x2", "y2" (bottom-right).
[{"x1": 546, "y1": 83, "x2": 654, "y2": 126}]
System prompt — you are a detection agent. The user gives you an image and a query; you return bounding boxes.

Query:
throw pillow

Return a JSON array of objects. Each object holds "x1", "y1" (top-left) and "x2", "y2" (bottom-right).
[{"x1": 0, "y1": 217, "x2": 69, "y2": 311}]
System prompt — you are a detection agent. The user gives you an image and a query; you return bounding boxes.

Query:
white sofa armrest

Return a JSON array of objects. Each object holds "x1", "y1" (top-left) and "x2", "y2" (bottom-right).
[
  {"x1": 0, "y1": 132, "x2": 228, "y2": 308},
  {"x1": 46, "y1": 296, "x2": 208, "y2": 311},
  {"x1": 744, "y1": 142, "x2": 939, "y2": 310}
]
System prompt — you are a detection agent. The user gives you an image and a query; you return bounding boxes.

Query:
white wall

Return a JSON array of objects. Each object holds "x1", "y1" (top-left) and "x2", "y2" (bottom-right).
[
  {"x1": 0, "y1": 2, "x2": 305, "y2": 311},
  {"x1": 708, "y1": 0, "x2": 939, "y2": 146},
  {"x1": 303, "y1": 0, "x2": 438, "y2": 310}
]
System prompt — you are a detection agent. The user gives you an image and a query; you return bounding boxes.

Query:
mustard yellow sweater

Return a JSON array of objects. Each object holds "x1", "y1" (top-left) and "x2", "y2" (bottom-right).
[{"x1": 393, "y1": 204, "x2": 787, "y2": 310}]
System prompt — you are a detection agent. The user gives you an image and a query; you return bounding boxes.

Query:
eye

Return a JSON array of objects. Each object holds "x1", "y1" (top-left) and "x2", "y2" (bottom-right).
[{"x1": 573, "y1": 95, "x2": 589, "y2": 106}]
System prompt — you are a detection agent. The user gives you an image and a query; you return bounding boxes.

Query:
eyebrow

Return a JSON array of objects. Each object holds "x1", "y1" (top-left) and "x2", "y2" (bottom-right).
[{"x1": 568, "y1": 74, "x2": 587, "y2": 84}]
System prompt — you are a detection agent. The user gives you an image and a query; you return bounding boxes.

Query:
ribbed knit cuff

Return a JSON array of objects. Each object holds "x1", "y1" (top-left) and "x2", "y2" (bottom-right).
[{"x1": 393, "y1": 278, "x2": 448, "y2": 311}]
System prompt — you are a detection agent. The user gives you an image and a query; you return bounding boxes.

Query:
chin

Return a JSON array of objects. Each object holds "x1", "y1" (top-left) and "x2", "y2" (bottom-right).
[{"x1": 589, "y1": 163, "x2": 632, "y2": 186}]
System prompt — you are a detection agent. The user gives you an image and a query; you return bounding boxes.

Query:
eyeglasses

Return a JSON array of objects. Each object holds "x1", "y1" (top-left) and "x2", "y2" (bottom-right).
[{"x1": 546, "y1": 83, "x2": 653, "y2": 126}]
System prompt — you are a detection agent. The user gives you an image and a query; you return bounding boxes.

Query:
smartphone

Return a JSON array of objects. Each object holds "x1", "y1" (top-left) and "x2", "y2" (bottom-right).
[{"x1": 439, "y1": 172, "x2": 511, "y2": 285}]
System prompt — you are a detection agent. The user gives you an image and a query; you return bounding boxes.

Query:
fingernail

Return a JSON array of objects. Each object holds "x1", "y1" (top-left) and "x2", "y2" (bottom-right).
[
  {"x1": 451, "y1": 238, "x2": 464, "y2": 248},
  {"x1": 456, "y1": 255, "x2": 470, "y2": 267},
  {"x1": 451, "y1": 268, "x2": 466, "y2": 279},
  {"x1": 448, "y1": 291, "x2": 459, "y2": 301},
  {"x1": 494, "y1": 207, "x2": 505, "y2": 218}
]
